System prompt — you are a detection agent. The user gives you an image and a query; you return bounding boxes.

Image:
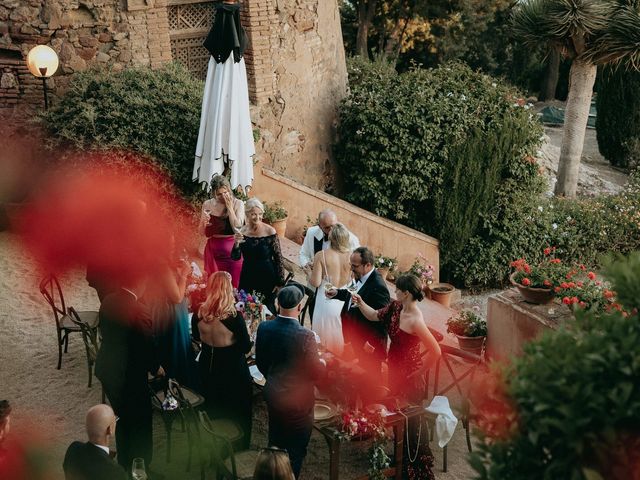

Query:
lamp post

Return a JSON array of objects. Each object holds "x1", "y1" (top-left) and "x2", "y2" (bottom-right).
[{"x1": 26, "y1": 45, "x2": 59, "y2": 110}]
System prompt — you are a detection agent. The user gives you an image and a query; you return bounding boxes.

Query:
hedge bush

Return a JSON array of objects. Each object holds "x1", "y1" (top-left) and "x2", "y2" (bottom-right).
[
  {"x1": 335, "y1": 58, "x2": 543, "y2": 280},
  {"x1": 596, "y1": 67, "x2": 640, "y2": 169},
  {"x1": 41, "y1": 63, "x2": 203, "y2": 199},
  {"x1": 451, "y1": 170, "x2": 640, "y2": 288},
  {"x1": 472, "y1": 252, "x2": 640, "y2": 479}
]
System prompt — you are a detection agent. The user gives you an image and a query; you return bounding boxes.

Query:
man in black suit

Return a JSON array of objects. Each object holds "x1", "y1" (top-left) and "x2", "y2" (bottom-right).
[
  {"x1": 95, "y1": 276, "x2": 164, "y2": 472},
  {"x1": 255, "y1": 284, "x2": 326, "y2": 479},
  {"x1": 327, "y1": 246, "x2": 391, "y2": 376},
  {"x1": 63, "y1": 404, "x2": 127, "y2": 480}
]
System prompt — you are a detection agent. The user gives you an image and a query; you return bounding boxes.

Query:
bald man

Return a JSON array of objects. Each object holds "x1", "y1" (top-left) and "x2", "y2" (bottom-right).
[{"x1": 63, "y1": 404, "x2": 127, "y2": 480}]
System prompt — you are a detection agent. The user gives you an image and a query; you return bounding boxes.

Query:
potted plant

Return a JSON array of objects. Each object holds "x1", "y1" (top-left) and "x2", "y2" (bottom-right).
[
  {"x1": 554, "y1": 267, "x2": 619, "y2": 314},
  {"x1": 510, "y1": 247, "x2": 569, "y2": 304},
  {"x1": 446, "y1": 307, "x2": 487, "y2": 356},
  {"x1": 374, "y1": 254, "x2": 398, "y2": 280},
  {"x1": 407, "y1": 253, "x2": 435, "y2": 287},
  {"x1": 263, "y1": 201, "x2": 288, "y2": 238}
]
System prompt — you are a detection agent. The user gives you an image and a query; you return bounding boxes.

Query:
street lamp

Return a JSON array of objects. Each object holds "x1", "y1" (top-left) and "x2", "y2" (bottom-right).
[{"x1": 26, "y1": 45, "x2": 59, "y2": 110}]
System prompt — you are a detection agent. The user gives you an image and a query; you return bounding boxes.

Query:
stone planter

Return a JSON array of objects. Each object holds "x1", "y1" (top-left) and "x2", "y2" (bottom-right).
[
  {"x1": 428, "y1": 283, "x2": 455, "y2": 307},
  {"x1": 456, "y1": 334, "x2": 485, "y2": 357},
  {"x1": 510, "y1": 273, "x2": 554, "y2": 305},
  {"x1": 269, "y1": 217, "x2": 288, "y2": 238}
]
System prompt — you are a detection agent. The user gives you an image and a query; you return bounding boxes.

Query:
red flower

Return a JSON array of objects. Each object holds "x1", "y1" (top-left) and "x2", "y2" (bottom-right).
[
  {"x1": 571, "y1": 296, "x2": 579, "y2": 304},
  {"x1": 579, "y1": 264, "x2": 586, "y2": 271},
  {"x1": 543, "y1": 247, "x2": 552, "y2": 256},
  {"x1": 550, "y1": 258, "x2": 561, "y2": 264},
  {"x1": 521, "y1": 278, "x2": 531, "y2": 286},
  {"x1": 588, "y1": 272, "x2": 596, "y2": 280},
  {"x1": 554, "y1": 287, "x2": 562, "y2": 293},
  {"x1": 604, "y1": 290, "x2": 615, "y2": 299},
  {"x1": 577, "y1": 281, "x2": 583, "y2": 287},
  {"x1": 568, "y1": 282, "x2": 576, "y2": 289},
  {"x1": 543, "y1": 279, "x2": 551, "y2": 287},
  {"x1": 560, "y1": 282, "x2": 569, "y2": 289},
  {"x1": 524, "y1": 264, "x2": 531, "y2": 274},
  {"x1": 579, "y1": 301, "x2": 586, "y2": 308},
  {"x1": 562, "y1": 297, "x2": 571, "y2": 305}
]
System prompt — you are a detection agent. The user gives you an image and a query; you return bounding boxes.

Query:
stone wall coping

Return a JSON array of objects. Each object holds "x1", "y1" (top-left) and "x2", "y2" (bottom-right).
[{"x1": 261, "y1": 167, "x2": 439, "y2": 248}]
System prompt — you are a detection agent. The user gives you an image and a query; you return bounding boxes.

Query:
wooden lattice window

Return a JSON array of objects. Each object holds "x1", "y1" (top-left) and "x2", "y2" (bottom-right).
[{"x1": 167, "y1": 0, "x2": 215, "y2": 79}]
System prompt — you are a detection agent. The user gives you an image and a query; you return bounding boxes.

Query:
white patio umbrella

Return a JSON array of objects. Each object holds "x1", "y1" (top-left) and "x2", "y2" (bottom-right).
[{"x1": 193, "y1": 1, "x2": 255, "y2": 192}]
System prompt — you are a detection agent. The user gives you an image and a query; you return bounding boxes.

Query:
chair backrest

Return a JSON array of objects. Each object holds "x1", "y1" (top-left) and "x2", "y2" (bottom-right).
[
  {"x1": 198, "y1": 410, "x2": 238, "y2": 480},
  {"x1": 68, "y1": 307, "x2": 100, "y2": 361},
  {"x1": 431, "y1": 344, "x2": 485, "y2": 411},
  {"x1": 39, "y1": 274, "x2": 66, "y2": 327}
]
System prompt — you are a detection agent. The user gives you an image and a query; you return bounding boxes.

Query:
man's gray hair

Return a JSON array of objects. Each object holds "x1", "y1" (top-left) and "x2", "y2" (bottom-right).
[{"x1": 318, "y1": 209, "x2": 337, "y2": 223}]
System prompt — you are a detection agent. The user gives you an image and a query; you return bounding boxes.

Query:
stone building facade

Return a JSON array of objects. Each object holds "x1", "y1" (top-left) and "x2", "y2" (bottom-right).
[{"x1": 0, "y1": 0, "x2": 347, "y2": 188}]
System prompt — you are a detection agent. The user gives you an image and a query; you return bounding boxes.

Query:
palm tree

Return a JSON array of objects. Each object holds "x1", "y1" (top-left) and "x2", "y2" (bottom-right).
[{"x1": 512, "y1": 0, "x2": 640, "y2": 197}]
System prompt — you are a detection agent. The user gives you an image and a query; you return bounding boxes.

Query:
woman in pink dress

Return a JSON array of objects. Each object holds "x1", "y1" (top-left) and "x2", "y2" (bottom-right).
[{"x1": 199, "y1": 175, "x2": 245, "y2": 286}]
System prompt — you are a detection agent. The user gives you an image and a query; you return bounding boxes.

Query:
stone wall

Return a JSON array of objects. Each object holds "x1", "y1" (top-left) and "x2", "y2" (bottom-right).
[
  {"x1": 248, "y1": 0, "x2": 348, "y2": 189},
  {"x1": 0, "y1": 0, "x2": 348, "y2": 189}
]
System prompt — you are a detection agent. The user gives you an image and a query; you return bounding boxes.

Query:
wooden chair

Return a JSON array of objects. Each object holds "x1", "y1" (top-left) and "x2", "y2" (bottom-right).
[
  {"x1": 39, "y1": 274, "x2": 98, "y2": 370},
  {"x1": 198, "y1": 410, "x2": 259, "y2": 480},
  {"x1": 149, "y1": 377, "x2": 204, "y2": 466},
  {"x1": 425, "y1": 343, "x2": 486, "y2": 472},
  {"x1": 68, "y1": 306, "x2": 100, "y2": 388}
]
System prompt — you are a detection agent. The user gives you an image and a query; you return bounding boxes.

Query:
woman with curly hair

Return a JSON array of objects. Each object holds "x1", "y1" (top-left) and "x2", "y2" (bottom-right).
[{"x1": 193, "y1": 271, "x2": 252, "y2": 448}]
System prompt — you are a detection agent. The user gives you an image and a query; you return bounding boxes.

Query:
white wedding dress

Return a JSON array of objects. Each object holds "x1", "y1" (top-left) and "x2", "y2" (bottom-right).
[{"x1": 312, "y1": 252, "x2": 346, "y2": 355}]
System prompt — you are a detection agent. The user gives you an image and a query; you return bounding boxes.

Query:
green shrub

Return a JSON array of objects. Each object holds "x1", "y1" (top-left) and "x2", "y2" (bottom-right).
[
  {"x1": 41, "y1": 63, "x2": 204, "y2": 199},
  {"x1": 596, "y1": 67, "x2": 640, "y2": 169},
  {"x1": 472, "y1": 252, "x2": 640, "y2": 479},
  {"x1": 335, "y1": 59, "x2": 543, "y2": 281},
  {"x1": 452, "y1": 171, "x2": 640, "y2": 288}
]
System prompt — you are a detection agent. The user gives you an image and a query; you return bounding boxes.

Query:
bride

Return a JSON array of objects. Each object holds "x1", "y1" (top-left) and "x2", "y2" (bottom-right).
[{"x1": 309, "y1": 223, "x2": 352, "y2": 354}]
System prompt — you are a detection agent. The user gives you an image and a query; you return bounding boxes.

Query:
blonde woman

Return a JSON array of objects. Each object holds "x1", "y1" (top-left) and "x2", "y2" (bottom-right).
[
  {"x1": 253, "y1": 448, "x2": 295, "y2": 480},
  {"x1": 309, "y1": 223, "x2": 352, "y2": 354},
  {"x1": 231, "y1": 197, "x2": 286, "y2": 314},
  {"x1": 194, "y1": 271, "x2": 252, "y2": 448}
]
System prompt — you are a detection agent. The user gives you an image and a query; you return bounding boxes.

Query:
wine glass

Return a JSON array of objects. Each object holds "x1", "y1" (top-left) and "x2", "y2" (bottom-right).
[
  {"x1": 346, "y1": 280, "x2": 358, "y2": 295},
  {"x1": 131, "y1": 458, "x2": 147, "y2": 480}
]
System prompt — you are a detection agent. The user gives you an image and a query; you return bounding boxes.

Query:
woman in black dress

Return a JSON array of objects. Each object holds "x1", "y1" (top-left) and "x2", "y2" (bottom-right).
[
  {"x1": 231, "y1": 197, "x2": 287, "y2": 314},
  {"x1": 195, "y1": 271, "x2": 253, "y2": 448}
]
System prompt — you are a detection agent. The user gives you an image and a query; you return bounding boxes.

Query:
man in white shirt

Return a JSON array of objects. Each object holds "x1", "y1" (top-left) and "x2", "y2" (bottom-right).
[
  {"x1": 299, "y1": 210, "x2": 359, "y2": 321},
  {"x1": 299, "y1": 209, "x2": 360, "y2": 269}
]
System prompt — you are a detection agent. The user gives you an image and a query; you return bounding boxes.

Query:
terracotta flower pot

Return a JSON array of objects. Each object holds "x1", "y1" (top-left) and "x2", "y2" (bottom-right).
[
  {"x1": 510, "y1": 272, "x2": 554, "y2": 304},
  {"x1": 269, "y1": 217, "x2": 287, "y2": 238},
  {"x1": 428, "y1": 283, "x2": 455, "y2": 308},
  {"x1": 456, "y1": 334, "x2": 485, "y2": 357}
]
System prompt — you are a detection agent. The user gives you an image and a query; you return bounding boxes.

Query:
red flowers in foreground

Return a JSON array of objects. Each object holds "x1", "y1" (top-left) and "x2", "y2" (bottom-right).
[{"x1": 521, "y1": 278, "x2": 531, "y2": 286}]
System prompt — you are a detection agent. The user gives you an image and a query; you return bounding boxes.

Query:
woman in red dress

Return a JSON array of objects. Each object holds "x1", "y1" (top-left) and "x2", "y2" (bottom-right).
[
  {"x1": 352, "y1": 273, "x2": 441, "y2": 480},
  {"x1": 199, "y1": 175, "x2": 245, "y2": 286}
]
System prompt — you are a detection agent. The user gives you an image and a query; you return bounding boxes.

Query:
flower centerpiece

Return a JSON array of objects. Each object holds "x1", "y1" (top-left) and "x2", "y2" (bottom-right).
[
  {"x1": 446, "y1": 306, "x2": 487, "y2": 355},
  {"x1": 338, "y1": 410, "x2": 389, "y2": 480},
  {"x1": 235, "y1": 289, "x2": 265, "y2": 342},
  {"x1": 510, "y1": 247, "x2": 568, "y2": 304},
  {"x1": 374, "y1": 254, "x2": 398, "y2": 280}
]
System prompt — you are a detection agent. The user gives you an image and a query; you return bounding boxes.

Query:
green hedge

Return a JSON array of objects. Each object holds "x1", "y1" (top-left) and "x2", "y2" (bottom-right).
[
  {"x1": 596, "y1": 67, "x2": 640, "y2": 169},
  {"x1": 472, "y1": 252, "x2": 640, "y2": 479},
  {"x1": 41, "y1": 63, "x2": 203, "y2": 199},
  {"x1": 452, "y1": 170, "x2": 640, "y2": 288},
  {"x1": 335, "y1": 58, "x2": 543, "y2": 281}
]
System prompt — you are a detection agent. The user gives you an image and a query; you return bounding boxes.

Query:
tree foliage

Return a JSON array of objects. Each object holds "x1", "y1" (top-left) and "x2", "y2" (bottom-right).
[
  {"x1": 41, "y1": 63, "x2": 203, "y2": 199},
  {"x1": 335, "y1": 59, "x2": 543, "y2": 280},
  {"x1": 596, "y1": 66, "x2": 640, "y2": 169}
]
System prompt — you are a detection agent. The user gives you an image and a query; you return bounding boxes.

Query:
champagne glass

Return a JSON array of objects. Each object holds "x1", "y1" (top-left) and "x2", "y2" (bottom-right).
[
  {"x1": 131, "y1": 458, "x2": 147, "y2": 480},
  {"x1": 346, "y1": 280, "x2": 358, "y2": 295},
  {"x1": 323, "y1": 275, "x2": 334, "y2": 292}
]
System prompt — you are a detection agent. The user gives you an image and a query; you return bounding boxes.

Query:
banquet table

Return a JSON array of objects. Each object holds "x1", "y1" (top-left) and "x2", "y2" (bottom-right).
[{"x1": 313, "y1": 404, "x2": 425, "y2": 480}]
